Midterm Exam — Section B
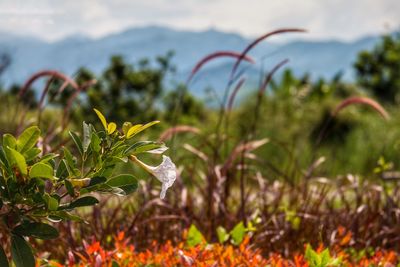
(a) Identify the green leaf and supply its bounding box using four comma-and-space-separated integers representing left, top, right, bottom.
69, 131, 83, 155
96, 166, 115, 179
30, 163, 54, 179
44, 194, 59, 211
230, 222, 246, 246
23, 148, 41, 162
90, 132, 101, 153
81, 184, 113, 195
105, 156, 128, 166
0, 244, 9, 267
3, 134, 17, 166
89, 176, 107, 186
49, 211, 84, 222
64, 180, 75, 197
320, 249, 331, 267
79, 177, 107, 194
3, 133, 17, 150
305, 244, 320, 267
126, 124, 142, 139
13, 222, 59, 240
82, 122, 92, 153
8, 148, 27, 176
63, 147, 75, 167
110, 141, 126, 154
0, 147, 10, 169
93, 108, 108, 130
68, 196, 99, 208
122, 122, 132, 136
246, 221, 257, 232
63, 148, 80, 177
127, 121, 160, 138
107, 122, 117, 135
39, 153, 59, 163
11, 235, 35, 267
48, 198, 59, 211
16, 126, 40, 154
124, 141, 163, 155
106, 174, 138, 195
186, 224, 205, 247
330, 258, 342, 266
216, 226, 230, 244
56, 160, 68, 179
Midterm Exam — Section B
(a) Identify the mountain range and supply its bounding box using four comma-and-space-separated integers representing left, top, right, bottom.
0, 26, 380, 96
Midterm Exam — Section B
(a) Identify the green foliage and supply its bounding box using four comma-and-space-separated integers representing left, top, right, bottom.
373, 156, 393, 174
29, 163, 54, 179
48, 53, 176, 127
269, 69, 357, 100
230, 222, 246, 245
0, 245, 9, 267
9, 85, 38, 110
163, 85, 207, 124
106, 174, 138, 195
0, 109, 169, 265
305, 244, 341, 267
186, 221, 258, 248
11, 235, 35, 267
284, 209, 301, 230
68, 196, 99, 209
13, 222, 59, 240
215, 220, 259, 245
234, 72, 398, 177
186, 224, 205, 247
216, 226, 229, 244
355, 33, 400, 103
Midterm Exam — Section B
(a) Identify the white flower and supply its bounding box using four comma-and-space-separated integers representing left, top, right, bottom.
131, 155, 177, 199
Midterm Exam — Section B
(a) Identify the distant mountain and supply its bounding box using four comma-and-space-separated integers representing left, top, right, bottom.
0, 26, 380, 96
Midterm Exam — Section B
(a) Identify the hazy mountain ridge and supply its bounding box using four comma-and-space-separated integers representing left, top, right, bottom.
0, 26, 380, 95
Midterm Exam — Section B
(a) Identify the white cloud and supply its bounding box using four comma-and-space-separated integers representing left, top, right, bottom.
0, 0, 398, 41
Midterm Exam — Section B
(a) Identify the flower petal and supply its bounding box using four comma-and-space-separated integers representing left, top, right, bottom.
130, 155, 177, 199
151, 156, 177, 199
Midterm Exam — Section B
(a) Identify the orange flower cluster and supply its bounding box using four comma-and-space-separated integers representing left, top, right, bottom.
38, 230, 399, 267
40, 232, 266, 267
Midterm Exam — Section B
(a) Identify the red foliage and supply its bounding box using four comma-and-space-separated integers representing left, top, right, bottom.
37, 229, 399, 267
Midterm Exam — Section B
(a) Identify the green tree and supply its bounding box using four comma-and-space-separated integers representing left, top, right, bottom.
77, 53, 174, 127
354, 33, 400, 103
45, 53, 175, 129
163, 85, 207, 124
9, 85, 37, 109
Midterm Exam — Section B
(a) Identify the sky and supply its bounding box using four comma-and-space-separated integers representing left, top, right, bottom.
0, 0, 398, 42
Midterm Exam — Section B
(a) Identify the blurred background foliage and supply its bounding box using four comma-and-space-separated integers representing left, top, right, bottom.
355, 33, 400, 104
0, 33, 400, 177
1, 32, 400, 261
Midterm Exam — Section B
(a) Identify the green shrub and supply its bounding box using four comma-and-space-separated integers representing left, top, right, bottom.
0, 109, 176, 267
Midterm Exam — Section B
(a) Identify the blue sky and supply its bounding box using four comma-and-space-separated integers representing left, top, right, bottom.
0, 0, 398, 41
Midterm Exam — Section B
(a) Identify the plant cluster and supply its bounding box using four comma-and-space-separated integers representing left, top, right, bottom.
37, 230, 399, 267
0, 109, 176, 266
